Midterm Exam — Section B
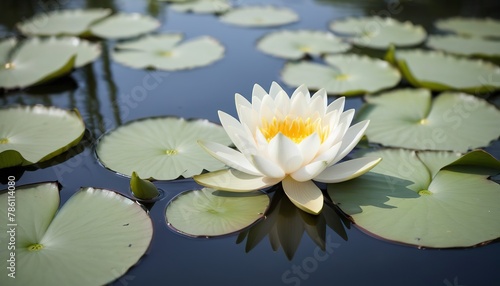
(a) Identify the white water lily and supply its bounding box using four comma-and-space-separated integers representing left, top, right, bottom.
193, 82, 381, 215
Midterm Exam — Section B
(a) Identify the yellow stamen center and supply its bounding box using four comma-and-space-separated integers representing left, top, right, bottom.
0, 138, 8, 144
335, 74, 350, 81
298, 46, 311, 52
4, 62, 14, 69
159, 51, 172, 57
165, 149, 178, 155
260, 116, 329, 143
27, 243, 44, 252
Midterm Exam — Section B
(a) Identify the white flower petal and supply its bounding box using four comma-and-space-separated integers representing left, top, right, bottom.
326, 96, 345, 114
291, 84, 310, 101
235, 93, 252, 118
251, 95, 263, 114
218, 111, 255, 152
227, 126, 257, 154
252, 83, 268, 100
314, 157, 382, 183
329, 120, 369, 166
310, 89, 327, 116
339, 109, 355, 130
318, 121, 344, 153
290, 160, 329, 182
251, 154, 286, 178
269, 81, 285, 98
255, 129, 269, 151
235, 105, 258, 135
194, 169, 281, 192
260, 93, 276, 120
298, 133, 320, 164
268, 133, 303, 173
199, 141, 261, 176
290, 90, 309, 117
274, 90, 290, 118
313, 141, 342, 163
282, 177, 324, 215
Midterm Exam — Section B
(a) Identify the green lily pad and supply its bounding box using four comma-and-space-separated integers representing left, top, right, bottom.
89, 13, 160, 39
16, 8, 111, 36
0, 105, 85, 168
385, 47, 500, 93
256, 30, 351, 60
435, 17, 500, 38
281, 54, 401, 95
329, 16, 426, 49
219, 6, 299, 28
166, 187, 269, 237
426, 35, 500, 58
112, 34, 224, 70
328, 149, 500, 248
356, 89, 500, 152
171, 0, 231, 14
0, 182, 153, 286
47, 37, 101, 67
96, 117, 231, 180
0, 37, 78, 89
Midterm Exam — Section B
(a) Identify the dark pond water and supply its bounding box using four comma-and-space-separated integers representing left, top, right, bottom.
1, 0, 500, 285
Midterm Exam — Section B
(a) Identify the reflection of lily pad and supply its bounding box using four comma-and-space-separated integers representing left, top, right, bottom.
89, 13, 160, 39
328, 149, 500, 248
0, 182, 153, 286
166, 188, 269, 237
0, 105, 85, 168
219, 6, 299, 28
426, 35, 500, 58
257, 30, 351, 60
435, 17, 500, 38
171, 0, 231, 13
16, 8, 111, 36
356, 89, 500, 152
112, 34, 224, 70
96, 117, 231, 180
386, 47, 500, 93
281, 54, 400, 95
0, 37, 77, 89
329, 16, 426, 49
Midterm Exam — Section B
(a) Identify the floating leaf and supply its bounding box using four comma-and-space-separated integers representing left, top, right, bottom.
328, 149, 500, 248
356, 89, 500, 152
219, 6, 299, 28
96, 117, 231, 180
281, 54, 400, 95
0, 37, 77, 89
426, 35, 500, 58
165, 188, 269, 237
385, 47, 500, 93
16, 8, 111, 36
0, 105, 85, 168
256, 30, 351, 60
435, 17, 500, 38
0, 182, 153, 286
112, 34, 224, 70
89, 13, 160, 39
130, 171, 160, 200
329, 16, 426, 49
171, 0, 231, 14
